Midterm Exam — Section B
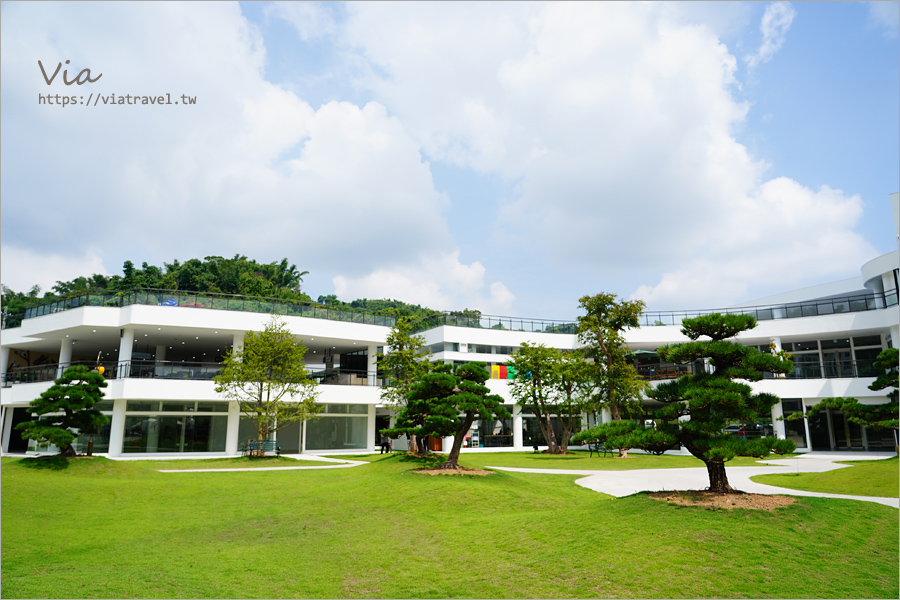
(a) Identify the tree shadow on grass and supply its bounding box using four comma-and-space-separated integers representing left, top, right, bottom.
18, 455, 71, 471
398, 453, 446, 469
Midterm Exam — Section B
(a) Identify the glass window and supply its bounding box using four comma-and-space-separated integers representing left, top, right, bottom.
123, 415, 227, 453
95, 401, 114, 412
820, 338, 850, 350
781, 399, 807, 449
306, 416, 368, 450
853, 336, 882, 347
162, 402, 196, 412
126, 401, 159, 412
196, 402, 228, 413
792, 341, 819, 352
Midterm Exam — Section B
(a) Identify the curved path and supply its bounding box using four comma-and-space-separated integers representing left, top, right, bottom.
488, 453, 899, 509
157, 454, 368, 473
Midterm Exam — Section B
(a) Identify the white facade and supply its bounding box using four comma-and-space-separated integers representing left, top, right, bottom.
2, 198, 898, 457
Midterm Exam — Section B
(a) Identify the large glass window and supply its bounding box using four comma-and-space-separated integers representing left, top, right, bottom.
122, 415, 226, 453
474, 408, 514, 447
306, 416, 367, 450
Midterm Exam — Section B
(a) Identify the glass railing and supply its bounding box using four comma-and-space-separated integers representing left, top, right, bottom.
2, 359, 383, 387
640, 290, 897, 327
409, 313, 577, 334
634, 358, 882, 382
6, 289, 397, 329
5, 287, 897, 336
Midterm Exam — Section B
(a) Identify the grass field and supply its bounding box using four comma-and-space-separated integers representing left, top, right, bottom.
751, 457, 899, 498
2, 453, 897, 599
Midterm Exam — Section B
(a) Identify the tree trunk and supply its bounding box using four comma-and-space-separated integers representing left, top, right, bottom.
60, 444, 77, 457
440, 414, 475, 469
704, 460, 734, 493
408, 433, 419, 455
86, 434, 94, 457
617, 448, 628, 458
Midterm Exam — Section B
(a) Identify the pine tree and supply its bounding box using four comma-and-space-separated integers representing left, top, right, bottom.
17, 365, 109, 457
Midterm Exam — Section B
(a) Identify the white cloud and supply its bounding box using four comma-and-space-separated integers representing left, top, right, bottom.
745, 1, 796, 70
867, 1, 899, 39
1, 2, 502, 307
337, 2, 874, 310
265, 1, 337, 42
631, 180, 874, 308
0, 245, 110, 294
333, 251, 516, 314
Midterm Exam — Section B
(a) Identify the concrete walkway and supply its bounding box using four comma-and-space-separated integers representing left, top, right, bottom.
488, 452, 899, 509
157, 454, 368, 473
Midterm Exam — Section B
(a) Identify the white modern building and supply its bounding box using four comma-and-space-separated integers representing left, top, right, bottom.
2, 196, 897, 457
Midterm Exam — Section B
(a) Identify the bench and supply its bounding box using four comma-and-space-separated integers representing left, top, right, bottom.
588, 441, 615, 458
240, 439, 281, 458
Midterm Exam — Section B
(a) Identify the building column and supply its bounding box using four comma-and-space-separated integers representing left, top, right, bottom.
154, 345, 167, 377
118, 327, 134, 378
771, 402, 785, 439
367, 344, 378, 386
601, 408, 612, 425
232, 332, 245, 355
107, 399, 127, 457
890, 325, 899, 351
367, 404, 377, 451
0, 346, 9, 385
226, 401, 240, 455
0, 407, 9, 453
58, 338, 74, 378
512, 404, 523, 450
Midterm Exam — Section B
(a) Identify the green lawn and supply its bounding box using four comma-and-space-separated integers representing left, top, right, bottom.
2, 454, 897, 599
751, 457, 899, 498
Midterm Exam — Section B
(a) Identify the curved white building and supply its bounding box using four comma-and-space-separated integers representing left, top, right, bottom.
2, 196, 897, 457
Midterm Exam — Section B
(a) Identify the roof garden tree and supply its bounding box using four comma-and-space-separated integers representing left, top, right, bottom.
788, 347, 898, 452
640, 313, 793, 493
379, 317, 431, 453
577, 293, 646, 422
214, 316, 320, 452
16, 365, 109, 457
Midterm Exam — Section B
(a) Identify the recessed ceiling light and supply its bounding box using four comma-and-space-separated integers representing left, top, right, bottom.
195, 337, 199, 340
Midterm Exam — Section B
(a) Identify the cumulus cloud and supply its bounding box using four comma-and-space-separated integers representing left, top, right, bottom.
333, 251, 516, 314
0, 245, 110, 294
745, 2, 796, 70
1, 2, 512, 312
631, 180, 874, 308
336, 2, 875, 311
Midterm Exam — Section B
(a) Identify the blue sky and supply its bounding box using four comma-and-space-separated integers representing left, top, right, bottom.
1, 1, 897, 319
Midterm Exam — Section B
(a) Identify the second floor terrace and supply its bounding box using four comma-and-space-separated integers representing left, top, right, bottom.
4, 286, 896, 335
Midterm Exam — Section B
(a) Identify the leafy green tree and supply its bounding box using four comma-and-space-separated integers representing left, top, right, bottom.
508, 343, 564, 453
507, 344, 595, 454
577, 293, 646, 421
16, 365, 109, 457
214, 317, 320, 450
639, 314, 793, 493
379, 317, 431, 453
787, 348, 898, 451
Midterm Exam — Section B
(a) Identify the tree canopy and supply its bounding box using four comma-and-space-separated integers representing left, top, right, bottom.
577, 293, 646, 421
639, 313, 793, 493
16, 365, 109, 457
507, 343, 594, 454
384, 362, 508, 469
379, 317, 432, 453
214, 317, 320, 447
